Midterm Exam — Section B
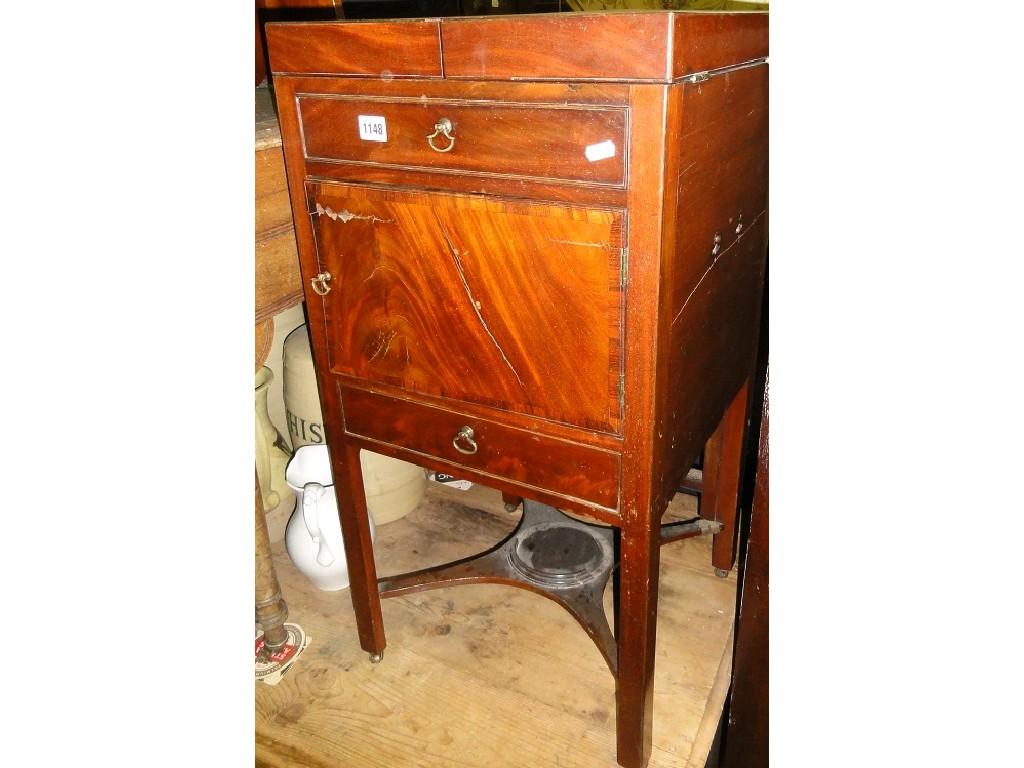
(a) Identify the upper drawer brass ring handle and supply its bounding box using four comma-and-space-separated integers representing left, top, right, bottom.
426, 118, 455, 153
452, 425, 477, 455
310, 272, 332, 296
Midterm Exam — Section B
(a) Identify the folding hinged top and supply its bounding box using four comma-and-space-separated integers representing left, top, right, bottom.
266, 11, 767, 83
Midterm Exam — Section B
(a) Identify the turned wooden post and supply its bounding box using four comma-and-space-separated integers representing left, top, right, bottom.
255, 471, 289, 653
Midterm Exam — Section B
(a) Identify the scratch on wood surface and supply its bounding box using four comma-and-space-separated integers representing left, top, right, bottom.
382, 332, 398, 360
677, 161, 697, 182
368, 329, 399, 362
671, 210, 766, 329
433, 213, 527, 394
315, 202, 393, 225
548, 238, 610, 249
362, 264, 400, 284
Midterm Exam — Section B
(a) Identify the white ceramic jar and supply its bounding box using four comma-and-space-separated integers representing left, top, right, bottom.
282, 324, 427, 524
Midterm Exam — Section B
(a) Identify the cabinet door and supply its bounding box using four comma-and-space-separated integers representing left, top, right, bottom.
306, 182, 625, 435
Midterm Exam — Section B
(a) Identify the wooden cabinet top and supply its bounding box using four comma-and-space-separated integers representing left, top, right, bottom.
266, 11, 767, 83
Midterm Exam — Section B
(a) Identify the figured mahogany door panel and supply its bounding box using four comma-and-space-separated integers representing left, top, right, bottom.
306, 182, 625, 435
341, 386, 620, 511
298, 96, 626, 186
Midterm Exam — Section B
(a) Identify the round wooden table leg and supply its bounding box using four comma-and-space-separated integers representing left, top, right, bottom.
256, 471, 288, 654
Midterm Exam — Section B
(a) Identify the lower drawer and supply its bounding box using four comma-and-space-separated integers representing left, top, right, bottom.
340, 386, 620, 511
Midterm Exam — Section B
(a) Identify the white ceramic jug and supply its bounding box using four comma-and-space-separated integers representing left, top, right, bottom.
285, 445, 376, 591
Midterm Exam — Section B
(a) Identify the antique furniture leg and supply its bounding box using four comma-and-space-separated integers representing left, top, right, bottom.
501, 492, 523, 512
611, 514, 723, 766
331, 442, 387, 661
255, 472, 289, 655
615, 514, 661, 768
700, 378, 750, 577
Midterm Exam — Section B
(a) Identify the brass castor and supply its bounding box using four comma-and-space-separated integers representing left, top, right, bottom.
714, 567, 730, 579
369, 651, 384, 663
504, 501, 519, 513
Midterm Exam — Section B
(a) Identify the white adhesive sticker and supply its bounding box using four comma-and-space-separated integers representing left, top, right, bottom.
585, 139, 616, 162
429, 472, 474, 491
358, 115, 387, 142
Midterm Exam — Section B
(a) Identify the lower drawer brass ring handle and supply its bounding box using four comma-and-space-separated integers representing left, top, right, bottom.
452, 425, 477, 455
310, 272, 332, 296
426, 118, 455, 153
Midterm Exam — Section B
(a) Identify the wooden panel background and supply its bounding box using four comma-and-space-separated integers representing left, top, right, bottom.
256, 144, 304, 324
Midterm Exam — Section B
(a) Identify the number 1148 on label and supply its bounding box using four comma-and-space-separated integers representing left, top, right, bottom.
358, 115, 387, 142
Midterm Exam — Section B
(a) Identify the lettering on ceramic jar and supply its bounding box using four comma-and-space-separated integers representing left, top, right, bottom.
287, 409, 324, 445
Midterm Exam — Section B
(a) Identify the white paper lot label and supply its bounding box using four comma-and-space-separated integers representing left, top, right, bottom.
585, 139, 616, 162
358, 115, 387, 142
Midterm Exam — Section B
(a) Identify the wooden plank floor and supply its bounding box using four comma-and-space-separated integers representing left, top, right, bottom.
256, 482, 737, 768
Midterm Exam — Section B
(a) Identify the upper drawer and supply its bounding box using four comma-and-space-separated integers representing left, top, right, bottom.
297, 95, 627, 187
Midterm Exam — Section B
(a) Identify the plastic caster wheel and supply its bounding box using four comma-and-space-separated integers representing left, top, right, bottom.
714, 567, 730, 579
369, 651, 384, 664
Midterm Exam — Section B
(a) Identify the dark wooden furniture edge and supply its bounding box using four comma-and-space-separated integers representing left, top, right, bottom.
712, 269, 768, 767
